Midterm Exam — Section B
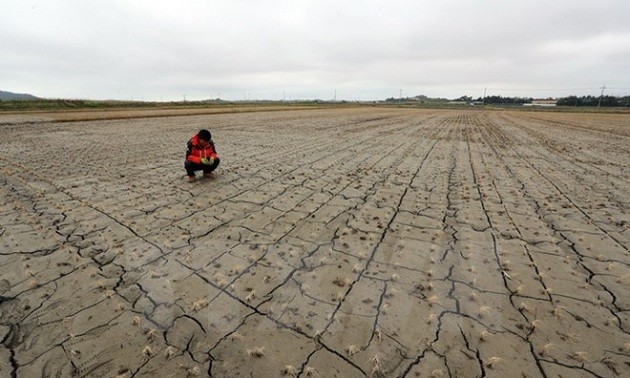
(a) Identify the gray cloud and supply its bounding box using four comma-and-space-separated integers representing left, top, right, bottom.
2, 0, 629, 100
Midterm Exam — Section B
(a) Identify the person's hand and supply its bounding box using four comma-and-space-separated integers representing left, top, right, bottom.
201, 157, 214, 165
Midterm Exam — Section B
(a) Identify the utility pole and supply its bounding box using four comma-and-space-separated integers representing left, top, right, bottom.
334, 89, 336, 102
597, 84, 606, 108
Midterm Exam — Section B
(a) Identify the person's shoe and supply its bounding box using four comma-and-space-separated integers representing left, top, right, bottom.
187, 175, 196, 183
203, 172, 215, 179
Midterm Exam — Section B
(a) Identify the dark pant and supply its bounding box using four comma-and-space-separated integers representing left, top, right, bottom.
185, 158, 220, 176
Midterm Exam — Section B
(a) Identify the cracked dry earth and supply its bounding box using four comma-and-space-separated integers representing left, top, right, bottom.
0, 108, 629, 378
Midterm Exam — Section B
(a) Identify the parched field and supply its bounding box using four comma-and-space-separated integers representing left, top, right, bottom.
0, 108, 628, 377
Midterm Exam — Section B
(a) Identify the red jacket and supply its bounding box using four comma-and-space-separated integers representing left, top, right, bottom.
185, 134, 218, 164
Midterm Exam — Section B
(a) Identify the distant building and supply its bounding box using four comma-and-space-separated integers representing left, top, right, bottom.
524, 99, 557, 107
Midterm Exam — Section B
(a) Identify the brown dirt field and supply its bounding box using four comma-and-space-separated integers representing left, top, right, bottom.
0, 108, 628, 377
0, 105, 322, 124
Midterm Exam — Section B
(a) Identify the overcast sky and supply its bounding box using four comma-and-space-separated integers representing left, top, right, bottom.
2, 0, 629, 101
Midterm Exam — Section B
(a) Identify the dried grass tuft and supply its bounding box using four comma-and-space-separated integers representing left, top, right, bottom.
142, 345, 154, 358
247, 346, 265, 358
479, 330, 491, 342
346, 344, 359, 356
483, 356, 502, 369
191, 299, 209, 312
281, 365, 297, 377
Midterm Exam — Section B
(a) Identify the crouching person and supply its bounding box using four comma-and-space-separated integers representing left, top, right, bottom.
185, 129, 220, 182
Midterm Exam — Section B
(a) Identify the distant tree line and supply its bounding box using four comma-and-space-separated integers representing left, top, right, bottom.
556, 95, 630, 107
455, 95, 534, 104
452, 94, 630, 107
